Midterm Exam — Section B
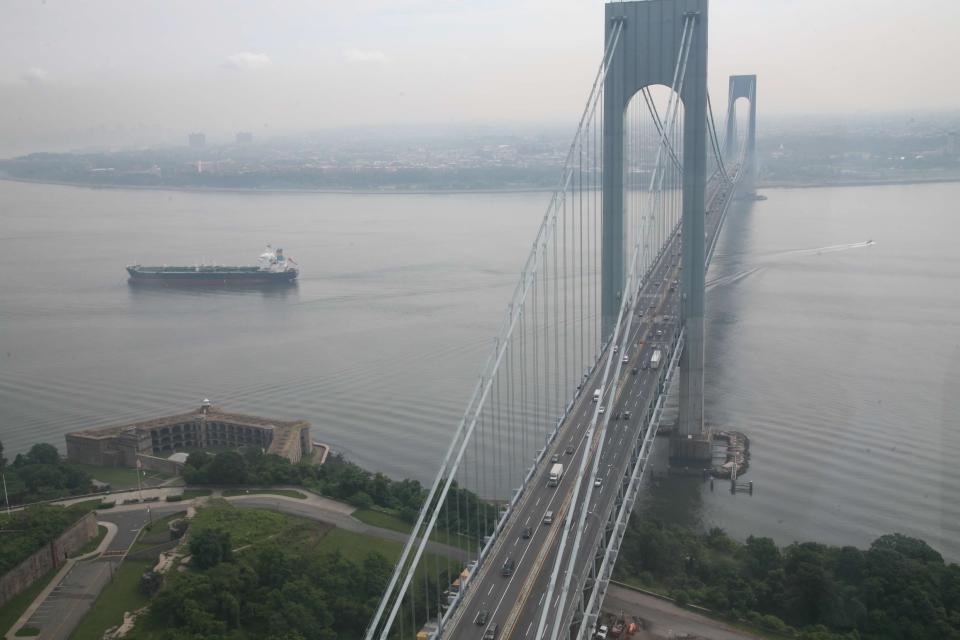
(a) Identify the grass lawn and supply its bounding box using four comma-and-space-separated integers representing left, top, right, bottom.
0, 568, 58, 636
191, 500, 288, 547
69, 559, 154, 640
353, 508, 477, 553
69, 464, 170, 490
130, 511, 186, 552
180, 488, 212, 499
70, 525, 108, 558
222, 488, 307, 499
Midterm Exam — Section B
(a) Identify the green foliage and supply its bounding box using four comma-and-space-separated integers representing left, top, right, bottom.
183, 451, 498, 543
0, 442, 92, 507
0, 567, 57, 636
138, 521, 410, 639
70, 559, 154, 640
0, 503, 91, 574
24, 444, 59, 466
614, 518, 959, 640
191, 500, 288, 547
190, 528, 233, 570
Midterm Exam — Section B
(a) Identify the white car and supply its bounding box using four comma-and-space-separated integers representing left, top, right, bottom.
598, 406, 606, 415
594, 477, 602, 488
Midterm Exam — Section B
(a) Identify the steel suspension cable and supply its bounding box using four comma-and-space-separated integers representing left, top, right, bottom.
537, 16, 694, 640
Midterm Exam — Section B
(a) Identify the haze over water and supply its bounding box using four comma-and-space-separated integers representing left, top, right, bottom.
0, 179, 957, 560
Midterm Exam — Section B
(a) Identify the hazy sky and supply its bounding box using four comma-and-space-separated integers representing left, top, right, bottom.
1, 0, 958, 151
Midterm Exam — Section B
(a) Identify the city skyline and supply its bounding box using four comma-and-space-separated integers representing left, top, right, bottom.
1, 0, 958, 154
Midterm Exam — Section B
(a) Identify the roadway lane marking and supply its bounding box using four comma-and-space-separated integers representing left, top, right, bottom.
488, 583, 495, 596
526, 621, 534, 637
538, 592, 545, 607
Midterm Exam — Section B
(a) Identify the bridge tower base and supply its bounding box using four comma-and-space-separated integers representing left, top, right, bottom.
670, 430, 713, 465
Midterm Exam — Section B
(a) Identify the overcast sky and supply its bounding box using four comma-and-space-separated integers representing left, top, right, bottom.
1, 0, 958, 152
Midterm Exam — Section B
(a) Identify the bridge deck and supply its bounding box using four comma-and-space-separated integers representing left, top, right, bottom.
446, 173, 738, 639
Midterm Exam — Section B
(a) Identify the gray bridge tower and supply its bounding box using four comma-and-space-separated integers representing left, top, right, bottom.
601, 0, 709, 446
724, 74, 758, 184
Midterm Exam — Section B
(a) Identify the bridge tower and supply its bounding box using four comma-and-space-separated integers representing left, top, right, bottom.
724, 74, 758, 185
601, 0, 710, 453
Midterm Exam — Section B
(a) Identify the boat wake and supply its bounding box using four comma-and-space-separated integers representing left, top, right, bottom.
706, 266, 762, 291
782, 240, 875, 257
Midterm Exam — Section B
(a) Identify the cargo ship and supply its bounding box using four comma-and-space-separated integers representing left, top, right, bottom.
127, 246, 298, 285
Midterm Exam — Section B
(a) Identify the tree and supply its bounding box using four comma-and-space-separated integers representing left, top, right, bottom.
871, 533, 943, 564
186, 451, 211, 468
205, 451, 247, 485
190, 528, 233, 570
745, 535, 782, 576
25, 443, 60, 466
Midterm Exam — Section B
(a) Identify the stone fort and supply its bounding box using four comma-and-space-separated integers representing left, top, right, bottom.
65, 400, 312, 468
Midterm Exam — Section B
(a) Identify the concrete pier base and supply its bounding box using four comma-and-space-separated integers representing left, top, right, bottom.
669, 431, 713, 466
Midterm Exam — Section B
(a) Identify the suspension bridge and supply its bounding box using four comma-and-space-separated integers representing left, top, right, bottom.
366, 1, 758, 638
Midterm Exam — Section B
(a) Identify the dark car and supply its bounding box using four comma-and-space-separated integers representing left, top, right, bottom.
565, 445, 574, 455
475, 610, 490, 625
502, 558, 515, 576
483, 623, 499, 639
551, 453, 560, 463
522, 526, 532, 539
624, 410, 632, 420
631, 367, 638, 375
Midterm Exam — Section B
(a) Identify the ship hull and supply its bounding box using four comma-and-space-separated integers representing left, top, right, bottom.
126, 266, 298, 285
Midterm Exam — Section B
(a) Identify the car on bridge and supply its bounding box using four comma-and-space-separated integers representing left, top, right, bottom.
594, 477, 602, 488
598, 405, 605, 414
475, 610, 489, 625
565, 445, 574, 454
522, 526, 532, 539
483, 623, 499, 639
502, 558, 515, 577
551, 453, 560, 463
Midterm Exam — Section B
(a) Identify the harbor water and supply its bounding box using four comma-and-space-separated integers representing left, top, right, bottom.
0, 179, 957, 559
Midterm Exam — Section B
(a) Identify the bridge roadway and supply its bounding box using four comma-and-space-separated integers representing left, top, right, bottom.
446, 176, 735, 640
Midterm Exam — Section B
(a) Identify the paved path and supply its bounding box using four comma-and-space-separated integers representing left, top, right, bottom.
6, 488, 465, 640
230, 495, 470, 561
602, 584, 762, 640
8, 507, 185, 640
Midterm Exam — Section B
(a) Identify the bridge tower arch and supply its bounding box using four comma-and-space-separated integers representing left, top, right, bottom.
601, 0, 709, 438
724, 74, 758, 183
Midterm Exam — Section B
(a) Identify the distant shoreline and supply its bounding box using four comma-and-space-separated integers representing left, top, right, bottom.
3, 172, 960, 195
0, 174, 555, 196
758, 175, 960, 189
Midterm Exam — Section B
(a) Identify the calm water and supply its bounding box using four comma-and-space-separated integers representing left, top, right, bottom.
1, 179, 957, 560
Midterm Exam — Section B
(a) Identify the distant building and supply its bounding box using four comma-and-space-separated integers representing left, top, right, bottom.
65, 401, 312, 468
236, 131, 253, 144
188, 132, 206, 148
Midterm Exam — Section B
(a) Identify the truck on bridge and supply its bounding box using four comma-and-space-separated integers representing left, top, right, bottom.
650, 349, 662, 370
548, 463, 564, 487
